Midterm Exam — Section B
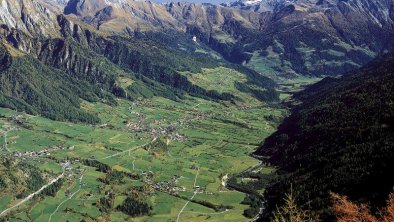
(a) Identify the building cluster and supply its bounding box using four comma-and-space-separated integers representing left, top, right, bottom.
11, 145, 75, 159
142, 173, 186, 195
8, 114, 29, 125
127, 118, 186, 142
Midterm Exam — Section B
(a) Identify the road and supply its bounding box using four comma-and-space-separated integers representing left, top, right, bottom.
244, 160, 263, 174
53, 138, 156, 220
1, 137, 156, 218
1, 127, 16, 152
132, 158, 144, 173
176, 191, 197, 222
231, 155, 265, 221
250, 206, 264, 222
0, 163, 68, 218
176, 166, 199, 222
48, 169, 85, 222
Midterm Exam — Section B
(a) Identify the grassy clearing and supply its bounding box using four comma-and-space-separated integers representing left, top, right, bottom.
181, 67, 262, 105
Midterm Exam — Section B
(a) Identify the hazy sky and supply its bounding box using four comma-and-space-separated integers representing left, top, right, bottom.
152, 0, 228, 4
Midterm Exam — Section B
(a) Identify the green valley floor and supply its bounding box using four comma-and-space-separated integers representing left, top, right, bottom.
0, 94, 284, 222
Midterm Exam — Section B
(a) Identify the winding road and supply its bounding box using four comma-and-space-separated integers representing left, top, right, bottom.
1, 127, 16, 152
48, 169, 85, 222
0, 164, 68, 218
1, 137, 157, 219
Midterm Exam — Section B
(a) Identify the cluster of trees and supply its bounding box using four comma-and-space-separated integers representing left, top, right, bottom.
117, 196, 151, 217
0, 176, 6, 189
242, 195, 262, 218
40, 178, 64, 197
98, 196, 113, 213
99, 171, 125, 185
26, 170, 45, 192
189, 199, 233, 212
331, 191, 394, 222
272, 190, 394, 222
256, 53, 394, 220
99, 171, 139, 185
0, 159, 40, 197
97, 193, 115, 213
145, 138, 169, 154
82, 159, 111, 173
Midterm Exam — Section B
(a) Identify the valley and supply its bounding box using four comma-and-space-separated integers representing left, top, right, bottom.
0, 0, 393, 221
0, 87, 285, 221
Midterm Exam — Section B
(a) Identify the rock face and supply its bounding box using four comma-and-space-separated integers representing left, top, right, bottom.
0, 0, 61, 37
0, 0, 394, 77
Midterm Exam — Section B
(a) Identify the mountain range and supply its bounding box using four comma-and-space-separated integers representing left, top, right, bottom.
0, 0, 281, 122
1, 0, 394, 78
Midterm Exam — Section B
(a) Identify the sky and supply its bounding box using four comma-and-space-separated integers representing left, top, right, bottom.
152, 0, 228, 4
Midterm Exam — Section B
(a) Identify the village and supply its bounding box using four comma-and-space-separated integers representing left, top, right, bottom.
125, 99, 216, 143
1, 107, 221, 218
8, 145, 75, 159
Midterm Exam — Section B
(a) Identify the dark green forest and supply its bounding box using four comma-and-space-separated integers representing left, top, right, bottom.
255, 53, 394, 220
0, 44, 101, 123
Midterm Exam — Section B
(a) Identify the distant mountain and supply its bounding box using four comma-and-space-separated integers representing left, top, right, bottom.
226, 0, 394, 16
255, 52, 394, 220
1, 0, 394, 78
222, 0, 285, 12
219, 0, 394, 77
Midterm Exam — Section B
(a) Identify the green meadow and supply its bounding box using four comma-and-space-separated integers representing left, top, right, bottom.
0, 67, 286, 222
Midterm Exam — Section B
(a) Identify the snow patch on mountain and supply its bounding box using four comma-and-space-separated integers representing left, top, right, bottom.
243, 0, 263, 6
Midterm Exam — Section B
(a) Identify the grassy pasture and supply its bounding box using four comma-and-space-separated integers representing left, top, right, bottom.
0, 66, 284, 221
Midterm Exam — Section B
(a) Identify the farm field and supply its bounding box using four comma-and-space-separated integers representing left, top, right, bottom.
0, 93, 284, 222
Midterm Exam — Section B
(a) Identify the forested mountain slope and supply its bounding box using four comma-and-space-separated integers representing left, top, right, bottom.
0, 13, 278, 123
0, 43, 102, 123
255, 53, 394, 220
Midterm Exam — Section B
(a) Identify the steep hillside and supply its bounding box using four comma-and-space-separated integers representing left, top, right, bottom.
0, 42, 103, 123
255, 53, 394, 220
0, 157, 55, 201
0, 12, 278, 123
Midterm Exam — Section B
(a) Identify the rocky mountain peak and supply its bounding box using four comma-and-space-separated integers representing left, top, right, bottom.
0, 0, 61, 37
